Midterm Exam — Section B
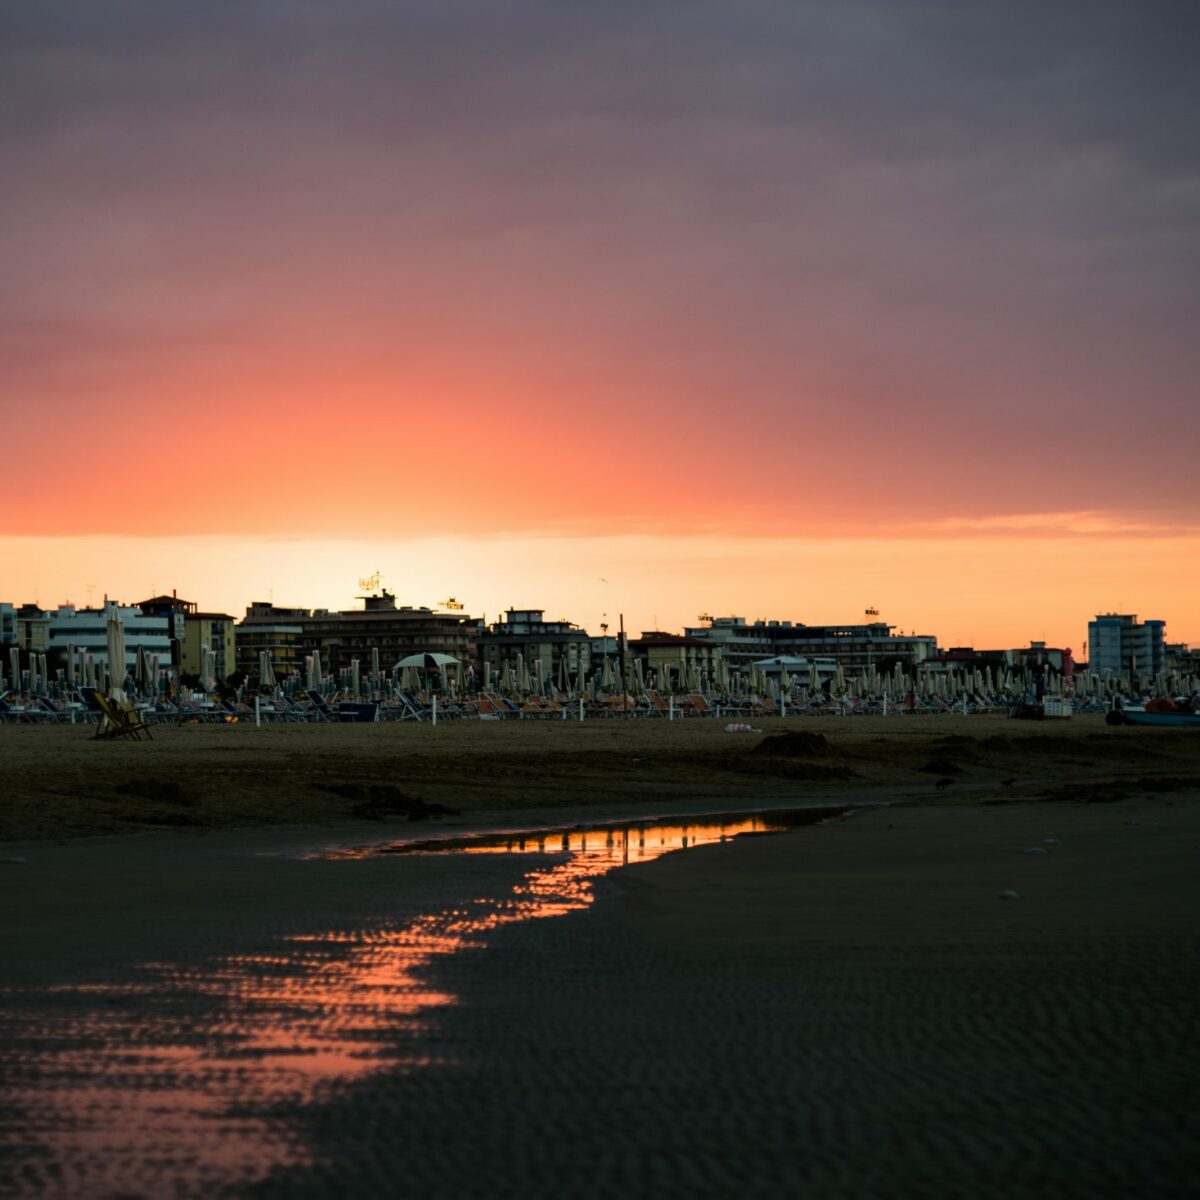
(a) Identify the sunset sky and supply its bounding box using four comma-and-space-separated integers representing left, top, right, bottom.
3, 2, 1197, 649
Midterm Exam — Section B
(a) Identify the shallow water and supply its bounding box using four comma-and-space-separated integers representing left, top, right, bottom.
0, 805, 841, 1198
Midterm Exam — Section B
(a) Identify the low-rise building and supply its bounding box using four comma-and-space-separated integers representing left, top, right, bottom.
138, 594, 236, 679
627, 632, 725, 684
236, 602, 307, 680
477, 609, 591, 685
685, 615, 937, 673
46, 604, 171, 671
300, 590, 477, 675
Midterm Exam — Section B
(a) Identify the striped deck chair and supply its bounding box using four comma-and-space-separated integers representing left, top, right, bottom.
92, 693, 153, 741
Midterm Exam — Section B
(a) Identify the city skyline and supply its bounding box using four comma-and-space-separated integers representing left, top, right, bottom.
2, 528, 1195, 653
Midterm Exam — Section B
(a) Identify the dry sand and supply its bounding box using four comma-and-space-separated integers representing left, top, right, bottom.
3, 713, 1199, 841
1, 716, 1198, 1197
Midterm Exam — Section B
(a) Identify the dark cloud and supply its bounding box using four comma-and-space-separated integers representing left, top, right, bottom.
1, 1, 1197, 517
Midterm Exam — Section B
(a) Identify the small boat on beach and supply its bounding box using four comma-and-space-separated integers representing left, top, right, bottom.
1107, 706, 1200, 728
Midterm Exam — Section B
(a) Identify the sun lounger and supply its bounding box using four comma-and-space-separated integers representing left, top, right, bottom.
304, 689, 337, 720
92, 692, 153, 741
338, 700, 380, 723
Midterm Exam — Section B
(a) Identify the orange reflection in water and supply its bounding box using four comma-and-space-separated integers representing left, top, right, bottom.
2, 813, 792, 1197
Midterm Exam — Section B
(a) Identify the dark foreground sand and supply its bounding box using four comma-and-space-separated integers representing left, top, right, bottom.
1, 720, 1198, 1197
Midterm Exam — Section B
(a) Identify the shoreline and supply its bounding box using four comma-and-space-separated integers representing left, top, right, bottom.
2, 761, 1197, 1195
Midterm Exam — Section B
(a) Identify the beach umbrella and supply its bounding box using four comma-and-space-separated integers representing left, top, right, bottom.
557, 655, 570, 695
519, 654, 532, 694
600, 657, 615, 693
8, 648, 19, 696
351, 659, 361, 697
633, 657, 645, 695
396, 651, 461, 671
311, 649, 324, 691
499, 661, 513, 693
371, 646, 381, 692
106, 610, 127, 701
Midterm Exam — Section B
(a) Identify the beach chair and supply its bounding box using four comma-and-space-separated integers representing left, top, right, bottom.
337, 700, 380, 723
92, 692, 153, 741
644, 690, 670, 717
394, 692, 428, 721
304, 689, 337, 721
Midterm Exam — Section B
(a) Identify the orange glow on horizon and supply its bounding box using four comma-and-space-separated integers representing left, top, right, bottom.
1, 529, 1197, 652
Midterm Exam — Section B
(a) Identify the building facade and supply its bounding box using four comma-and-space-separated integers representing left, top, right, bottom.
1088, 613, 1165, 677
627, 632, 725, 683
46, 604, 171, 671
477, 609, 591, 685
684, 616, 937, 673
235, 602, 307, 680
299, 591, 477, 675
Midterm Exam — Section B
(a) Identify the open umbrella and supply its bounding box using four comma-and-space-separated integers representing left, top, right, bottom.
396, 651, 461, 671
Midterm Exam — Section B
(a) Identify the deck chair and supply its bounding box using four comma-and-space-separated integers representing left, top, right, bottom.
338, 700, 380, 723
304, 688, 337, 720
92, 692, 153, 741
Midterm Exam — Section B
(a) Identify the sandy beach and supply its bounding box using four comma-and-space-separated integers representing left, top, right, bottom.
1, 719, 1198, 1197
3, 713, 1199, 841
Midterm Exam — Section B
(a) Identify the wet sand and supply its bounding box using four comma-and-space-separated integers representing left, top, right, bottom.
3, 713, 1199, 841
1, 721, 1198, 1197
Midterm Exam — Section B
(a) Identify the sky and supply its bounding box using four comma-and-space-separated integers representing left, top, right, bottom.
2, 1, 1198, 649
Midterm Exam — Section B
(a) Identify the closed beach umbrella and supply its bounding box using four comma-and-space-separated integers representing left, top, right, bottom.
499, 661, 513, 693
371, 646, 381, 691
65, 643, 76, 689
311, 650, 323, 691
600, 656, 615, 693
8, 648, 19, 696
106, 610, 126, 701
351, 659, 361, 697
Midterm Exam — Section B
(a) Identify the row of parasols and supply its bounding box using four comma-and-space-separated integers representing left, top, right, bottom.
4, 629, 1198, 709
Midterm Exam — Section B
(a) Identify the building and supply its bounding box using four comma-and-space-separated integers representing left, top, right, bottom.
626, 632, 725, 683
1165, 641, 1200, 673
138, 593, 238, 680
685, 615, 937, 673
235, 602, 307, 680
15, 604, 51, 654
477, 609, 591, 685
1087, 613, 1165, 677
45, 604, 171, 671
0, 603, 17, 647
299, 590, 477, 675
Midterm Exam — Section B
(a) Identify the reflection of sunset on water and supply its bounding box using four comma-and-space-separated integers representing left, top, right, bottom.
1, 812, 802, 1196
